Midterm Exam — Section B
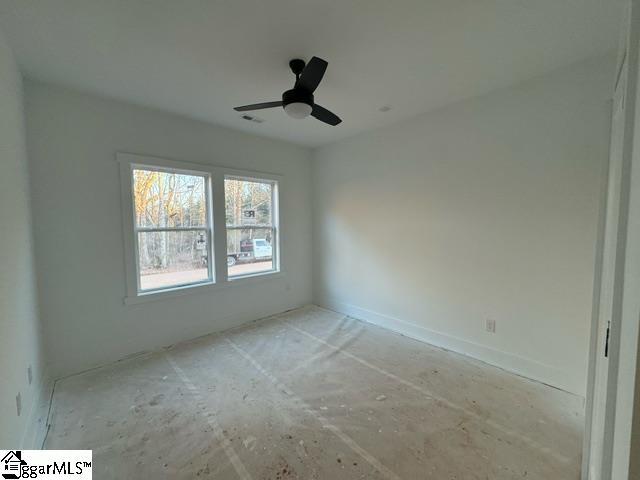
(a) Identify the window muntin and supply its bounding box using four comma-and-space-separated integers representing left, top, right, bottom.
224, 177, 278, 278
132, 166, 213, 292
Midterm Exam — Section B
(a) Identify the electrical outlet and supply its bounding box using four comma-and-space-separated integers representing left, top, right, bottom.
16, 393, 22, 417
28, 365, 33, 385
485, 318, 496, 333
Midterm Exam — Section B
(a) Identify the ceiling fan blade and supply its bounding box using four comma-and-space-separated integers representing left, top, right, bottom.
311, 104, 342, 126
297, 57, 328, 93
234, 101, 282, 112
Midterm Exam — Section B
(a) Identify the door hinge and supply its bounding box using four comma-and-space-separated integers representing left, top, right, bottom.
605, 324, 611, 358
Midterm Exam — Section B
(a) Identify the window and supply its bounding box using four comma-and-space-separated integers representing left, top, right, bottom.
119, 153, 282, 303
130, 165, 213, 293
225, 176, 279, 278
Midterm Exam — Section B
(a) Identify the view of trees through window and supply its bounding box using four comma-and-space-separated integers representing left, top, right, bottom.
225, 177, 276, 277
133, 168, 211, 291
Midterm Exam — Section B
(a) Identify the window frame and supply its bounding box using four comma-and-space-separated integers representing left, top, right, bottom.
133, 165, 214, 294
224, 174, 280, 280
118, 153, 283, 305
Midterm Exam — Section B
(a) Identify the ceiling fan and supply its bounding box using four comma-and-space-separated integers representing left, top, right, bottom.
234, 57, 342, 126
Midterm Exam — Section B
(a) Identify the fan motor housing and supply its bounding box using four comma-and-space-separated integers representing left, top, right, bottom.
282, 88, 313, 108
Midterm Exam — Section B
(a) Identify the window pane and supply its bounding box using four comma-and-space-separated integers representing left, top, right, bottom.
225, 178, 273, 226
138, 230, 210, 291
227, 228, 274, 277
133, 169, 207, 228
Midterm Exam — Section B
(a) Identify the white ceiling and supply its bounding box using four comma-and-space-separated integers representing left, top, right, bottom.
0, 0, 624, 147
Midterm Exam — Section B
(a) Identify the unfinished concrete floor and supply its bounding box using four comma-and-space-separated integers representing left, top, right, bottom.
45, 306, 584, 479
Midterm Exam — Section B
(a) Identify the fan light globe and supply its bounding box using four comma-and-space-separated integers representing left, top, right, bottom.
284, 102, 312, 119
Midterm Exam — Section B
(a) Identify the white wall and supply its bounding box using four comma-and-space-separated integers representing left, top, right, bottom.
0, 29, 48, 448
312, 57, 614, 396
25, 81, 313, 378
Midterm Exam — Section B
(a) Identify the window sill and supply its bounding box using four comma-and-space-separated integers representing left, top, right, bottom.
228, 269, 280, 282
123, 271, 284, 306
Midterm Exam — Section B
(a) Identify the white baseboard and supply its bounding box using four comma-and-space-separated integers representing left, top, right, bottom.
53, 299, 313, 379
317, 298, 583, 396
19, 370, 55, 449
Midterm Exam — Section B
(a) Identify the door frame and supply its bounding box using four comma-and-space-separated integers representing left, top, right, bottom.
583, 0, 640, 478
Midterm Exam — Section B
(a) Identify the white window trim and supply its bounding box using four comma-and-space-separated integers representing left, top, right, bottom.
117, 153, 283, 305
